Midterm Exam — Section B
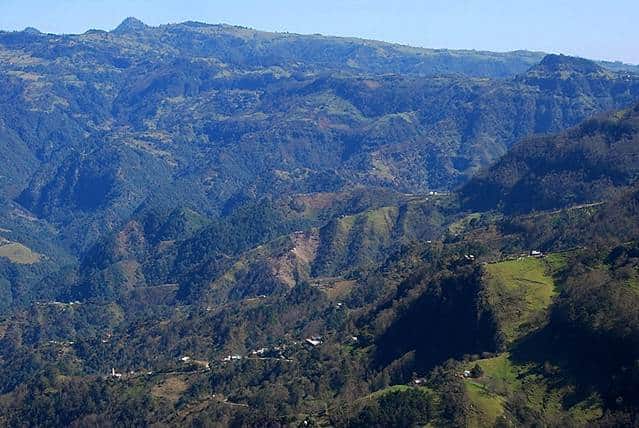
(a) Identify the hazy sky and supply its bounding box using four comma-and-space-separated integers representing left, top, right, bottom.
1, 0, 638, 64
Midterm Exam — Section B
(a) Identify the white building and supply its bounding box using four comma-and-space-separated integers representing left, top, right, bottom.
305, 337, 322, 346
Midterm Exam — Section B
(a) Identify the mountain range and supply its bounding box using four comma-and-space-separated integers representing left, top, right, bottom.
1, 19, 639, 252
1, 18, 639, 427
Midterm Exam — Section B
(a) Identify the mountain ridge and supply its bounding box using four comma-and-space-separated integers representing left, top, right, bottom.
2, 18, 638, 73
461, 102, 639, 213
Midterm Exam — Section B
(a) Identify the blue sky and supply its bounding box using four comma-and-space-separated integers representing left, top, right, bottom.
1, 0, 638, 63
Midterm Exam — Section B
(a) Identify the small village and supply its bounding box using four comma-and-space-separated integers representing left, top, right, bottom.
105, 334, 342, 381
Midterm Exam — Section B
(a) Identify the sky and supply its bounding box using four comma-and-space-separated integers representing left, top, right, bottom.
1, 0, 638, 64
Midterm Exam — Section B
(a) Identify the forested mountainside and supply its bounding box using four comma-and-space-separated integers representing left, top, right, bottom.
462, 102, 639, 213
2, 18, 639, 427
2, 98, 639, 426
1, 19, 639, 252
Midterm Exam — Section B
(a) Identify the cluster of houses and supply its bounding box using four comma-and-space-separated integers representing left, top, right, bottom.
110, 335, 338, 380
36, 300, 82, 309
220, 343, 291, 362
251, 347, 269, 356
108, 333, 361, 381
515, 250, 544, 261
468, 250, 543, 261
106, 332, 363, 383
463, 249, 549, 266
221, 354, 243, 362
220, 337, 329, 362
48, 339, 75, 346
250, 344, 287, 356
218, 335, 338, 362
109, 355, 211, 379
108, 368, 154, 380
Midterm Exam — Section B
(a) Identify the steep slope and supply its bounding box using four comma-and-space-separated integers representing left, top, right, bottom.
462, 102, 639, 213
357, 104, 639, 425
207, 196, 447, 304
0, 198, 73, 314
68, 190, 448, 305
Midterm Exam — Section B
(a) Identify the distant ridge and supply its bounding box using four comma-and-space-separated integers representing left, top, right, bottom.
0, 18, 636, 72
529, 53, 605, 75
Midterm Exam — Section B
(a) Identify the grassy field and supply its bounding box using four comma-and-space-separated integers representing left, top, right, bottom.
0, 242, 41, 264
448, 212, 482, 235
466, 380, 506, 427
464, 352, 603, 426
364, 384, 413, 400
484, 255, 566, 344
312, 277, 357, 300
466, 253, 605, 425
150, 375, 189, 403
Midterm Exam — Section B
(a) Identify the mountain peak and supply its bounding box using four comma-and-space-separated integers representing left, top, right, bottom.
531, 54, 604, 75
22, 27, 42, 35
112, 17, 148, 34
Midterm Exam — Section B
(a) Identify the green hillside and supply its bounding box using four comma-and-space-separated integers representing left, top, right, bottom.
485, 254, 565, 345
462, 103, 639, 214
463, 353, 603, 427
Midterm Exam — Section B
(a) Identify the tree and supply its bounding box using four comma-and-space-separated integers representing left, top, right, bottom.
470, 363, 484, 378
